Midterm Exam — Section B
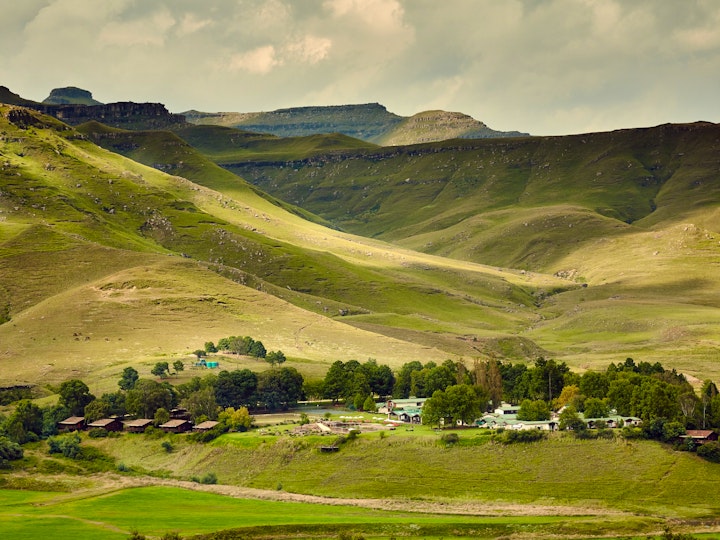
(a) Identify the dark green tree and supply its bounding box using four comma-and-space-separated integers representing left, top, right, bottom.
583, 397, 610, 419
517, 399, 551, 421
126, 379, 173, 418
393, 361, 423, 398
3, 400, 44, 443
151, 362, 170, 379
118, 367, 139, 391
173, 360, 185, 374
256, 366, 304, 411
214, 369, 257, 409
58, 379, 95, 416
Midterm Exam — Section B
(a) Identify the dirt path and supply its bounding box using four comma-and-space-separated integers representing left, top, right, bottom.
79, 473, 624, 517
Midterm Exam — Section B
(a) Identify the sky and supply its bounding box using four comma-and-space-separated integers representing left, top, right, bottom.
2, 0, 720, 136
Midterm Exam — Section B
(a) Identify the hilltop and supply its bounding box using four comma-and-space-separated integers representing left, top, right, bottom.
42, 86, 103, 106
183, 102, 528, 144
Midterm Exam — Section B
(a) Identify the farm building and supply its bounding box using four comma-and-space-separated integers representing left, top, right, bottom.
192, 421, 219, 432
124, 418, 153, 433
58, 416, 85, 432
87, 418, 124, 432
680, 430, 719, 444
159, 419, 192, 433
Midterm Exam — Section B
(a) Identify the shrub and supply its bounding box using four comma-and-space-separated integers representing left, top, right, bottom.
620, 426, 645, 440
440, 432, 460, 445
493, 429, 546, 444
88, 428, 108, 439
161, 441, 174, 453
0, 436, 23, 468
47, 433, 81, 458
200, 472, 217, 485
697, 442, 720, 463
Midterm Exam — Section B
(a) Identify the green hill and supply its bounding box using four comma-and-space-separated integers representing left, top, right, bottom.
1, 105, 569, 389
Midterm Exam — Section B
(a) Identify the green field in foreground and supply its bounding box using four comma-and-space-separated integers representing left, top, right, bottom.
0, 485, 671, 540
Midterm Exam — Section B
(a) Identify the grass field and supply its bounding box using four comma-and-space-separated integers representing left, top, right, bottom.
0, 485, 671, 540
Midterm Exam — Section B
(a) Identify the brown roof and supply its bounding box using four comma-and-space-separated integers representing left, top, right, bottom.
124, 419, 154, 427
59, 416, 85, 424
193, 421, 219, 430
159, 419, 191, 428
684, 430, 716, 438
87, 418, 119, 427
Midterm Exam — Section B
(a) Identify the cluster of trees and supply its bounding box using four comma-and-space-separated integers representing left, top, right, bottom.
318, 359, 395, 410
197, 336, 286, 367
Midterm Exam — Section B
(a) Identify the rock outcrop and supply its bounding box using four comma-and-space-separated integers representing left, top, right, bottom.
43, 87, 103, 106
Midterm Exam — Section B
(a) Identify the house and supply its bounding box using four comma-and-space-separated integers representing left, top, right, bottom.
680, 430, 718, 444
159, 419, 192, 433
58, 416, 85, 432
192, 420, 220, 432
86, 418, 124, 432
170, 407, 191, 420
397, 410, 422, 424
378, 398, 427, 415
124, 418, 154, 433
494, 403, 520, 416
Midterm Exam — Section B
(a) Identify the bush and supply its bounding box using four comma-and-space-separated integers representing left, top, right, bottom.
88, 428, 108, 439
620, 426, 645, 440
0, 436, 23, 469
697, 441, 720, 463
47, 433, 81, 458
440, 432, 460, 445
493, 429, 546, 444
161, 441, 174, 453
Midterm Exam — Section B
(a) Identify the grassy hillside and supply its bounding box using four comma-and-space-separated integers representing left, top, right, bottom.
2, 105, 576, 389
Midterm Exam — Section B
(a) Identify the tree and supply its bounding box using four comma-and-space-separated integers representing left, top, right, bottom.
3, 400, 43, 443
393, 361, 423, 398
84, 399, 109, 423
323, 361, 348, 402
558, 405, 586, 431
249, 340, 267, 358
363, 395, 378, 412
579, 371, 610, 399
583, 397, 610, 419
214, 369, 257, 409
700, 380, 719, 429
256, 367, 304, 411
58, 379, 95, 416
118, 367, 139, 391
265, 350, 286, 367
182, 387, 219, 421
154, 407, 170, 427
126, 379, 174, 419
204, 341, 218, 354
0, 436, 23, 468
474, 359, 503, 409
555, 384, 582, 410
173, 360, 185, 374
218, 406, 253, 431
517, 399, 551, 421
151, 362, 170, 379
422, 384, 484, 427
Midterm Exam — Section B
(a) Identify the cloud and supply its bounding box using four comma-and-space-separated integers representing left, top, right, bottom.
2, 1, 720, 134
226, 45, 280, 74
99, 9, 176, 47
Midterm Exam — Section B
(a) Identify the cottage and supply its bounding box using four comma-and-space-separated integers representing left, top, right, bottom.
124, 418, 154, 433
170, 407, 191, 420
87, 418, 123, 432
192, 420, 220, 432
58, 416, 85, 432
681, 430, 718, 444
494, 403, 520, 416
159, 419, 192, 433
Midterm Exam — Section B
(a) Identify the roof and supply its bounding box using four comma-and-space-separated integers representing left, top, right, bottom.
683, 430, 716, 438
124, 418, 153, 427
160, 419, 191, 428
59, 416, 85, 424
87, 418, 120, 427
193, 421, 219, 430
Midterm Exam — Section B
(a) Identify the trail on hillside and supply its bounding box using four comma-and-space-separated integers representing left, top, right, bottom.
82, 473, 624, 517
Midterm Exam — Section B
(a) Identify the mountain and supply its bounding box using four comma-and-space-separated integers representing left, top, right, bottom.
183, 103, 528, 144
42, 86, 103, 106
377, 110, 527, 145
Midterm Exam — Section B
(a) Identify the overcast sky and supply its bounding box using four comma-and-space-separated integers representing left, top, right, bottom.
2, 0, 719, 135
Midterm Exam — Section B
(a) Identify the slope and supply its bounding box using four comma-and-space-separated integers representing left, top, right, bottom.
1, 105, 567, 388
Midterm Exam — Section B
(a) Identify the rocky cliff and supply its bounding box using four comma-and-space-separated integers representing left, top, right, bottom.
41, 102, 186, 130
42, 86, 103, 106
185, 102, 528, 143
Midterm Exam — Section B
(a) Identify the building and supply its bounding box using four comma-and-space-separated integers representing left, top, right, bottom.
86, 418, 124, 432
58, 416, 85, 432
159, 419, 192, 433
124, 418, 154, 433
681, 430, 719, 445
192, 421, 220, 432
